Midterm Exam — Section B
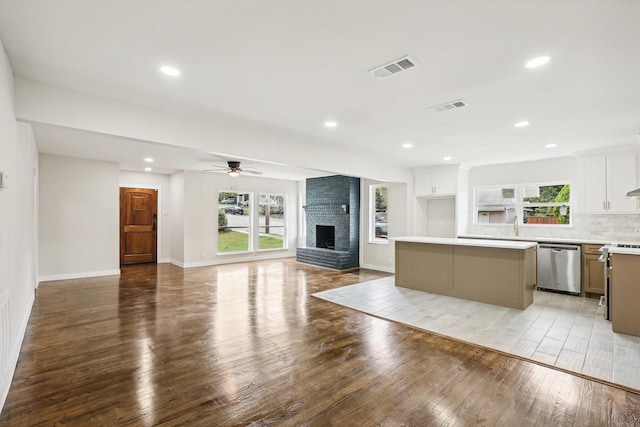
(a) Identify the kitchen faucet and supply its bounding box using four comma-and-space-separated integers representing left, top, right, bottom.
513, 215, 519, 236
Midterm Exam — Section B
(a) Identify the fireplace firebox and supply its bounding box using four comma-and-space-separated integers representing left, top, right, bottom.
316, 225, 335, 250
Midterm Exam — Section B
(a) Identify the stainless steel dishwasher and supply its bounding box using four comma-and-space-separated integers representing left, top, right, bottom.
537, 243, 581, 295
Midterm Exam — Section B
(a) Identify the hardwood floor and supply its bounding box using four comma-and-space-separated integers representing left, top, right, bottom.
1, 259, 639, 426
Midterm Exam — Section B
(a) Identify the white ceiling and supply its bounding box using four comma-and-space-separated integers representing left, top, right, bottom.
33, 123, 329, 180
1, 1, 639, 177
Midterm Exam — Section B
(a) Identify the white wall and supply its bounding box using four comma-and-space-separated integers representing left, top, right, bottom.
169, 172, 185, 265
422, 197, 456, 237
465, 157, 576, 238
182, 171, 298, 267
297, 180, 306, 248
462, 156, 640, 241
15, 78, 412, 184
468, 156, 577, 188
0, 38, 39, 413
119, 171, 171, 262
39, 154, 120, 280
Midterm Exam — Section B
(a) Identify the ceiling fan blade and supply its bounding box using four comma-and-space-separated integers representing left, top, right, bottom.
241, 169, 263, 175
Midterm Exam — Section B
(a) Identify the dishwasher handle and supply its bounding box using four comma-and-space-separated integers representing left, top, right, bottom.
538, 244, 580, 251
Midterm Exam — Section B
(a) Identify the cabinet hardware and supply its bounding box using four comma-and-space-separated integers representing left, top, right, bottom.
607, 201, 611, 210
603, 201, 606, 210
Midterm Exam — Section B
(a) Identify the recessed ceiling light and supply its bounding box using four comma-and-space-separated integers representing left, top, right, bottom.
144, 157, 154, 163
160, 65, 180, 77
514, 121, 530, 128
402, 142, 413, 148
324, 121, 337, 128
145, 167, 152, 172
545, 143, 557, 149
443, 156, 452, 161
525, 56, 550, 69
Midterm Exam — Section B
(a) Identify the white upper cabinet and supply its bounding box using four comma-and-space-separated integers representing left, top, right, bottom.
580, 152, 637, 213
415, 170, 457, 197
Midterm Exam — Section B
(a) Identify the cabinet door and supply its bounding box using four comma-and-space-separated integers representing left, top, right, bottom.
581, 156, 607, 212
583, 254, 604, 294
415, 174, 433, 196
606, 153, 637, 212
432, 173, 457, 195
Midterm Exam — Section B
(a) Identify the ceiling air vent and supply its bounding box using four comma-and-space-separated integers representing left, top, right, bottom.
369, 55, 418, 79
430, 99, 469, 112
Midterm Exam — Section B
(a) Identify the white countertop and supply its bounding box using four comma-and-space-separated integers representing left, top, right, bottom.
393, 236, 537, 250
607, 247, 640, 256
458, 234, 610, 246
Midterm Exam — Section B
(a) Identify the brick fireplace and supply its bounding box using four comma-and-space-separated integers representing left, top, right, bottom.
296, 175, 360, 270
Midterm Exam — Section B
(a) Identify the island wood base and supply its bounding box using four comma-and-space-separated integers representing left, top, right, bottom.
611, 253, 640, 337
395, 241, 536, 310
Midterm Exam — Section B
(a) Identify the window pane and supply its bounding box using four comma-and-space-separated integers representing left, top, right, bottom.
477, 207, 517, 224
476, 187, 515, 205
523, 205, 570, 224
373, 185, 388, 239
218, 191, 250, 253
258, 193, 285, 250
523, 184, 569, 204
523, 184, 570, 225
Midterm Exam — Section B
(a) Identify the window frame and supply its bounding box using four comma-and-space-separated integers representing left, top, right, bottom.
217, 190, 253, 255
369, 184, 389, 244
473, 181, 572, 227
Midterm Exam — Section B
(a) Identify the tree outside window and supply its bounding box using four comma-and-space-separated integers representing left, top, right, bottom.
258, 193, 286, 250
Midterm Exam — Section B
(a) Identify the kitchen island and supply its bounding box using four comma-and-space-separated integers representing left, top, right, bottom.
394, 236, 537, 310
608, 247, 640, 337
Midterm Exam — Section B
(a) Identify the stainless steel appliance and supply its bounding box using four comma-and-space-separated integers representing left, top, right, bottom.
537, 243, 581, 295
599, 245, 611, 320
599, 243, 640, 320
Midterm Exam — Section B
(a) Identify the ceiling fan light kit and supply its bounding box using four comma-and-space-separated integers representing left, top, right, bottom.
204, 160, 264, 177
227, 161, 241, 177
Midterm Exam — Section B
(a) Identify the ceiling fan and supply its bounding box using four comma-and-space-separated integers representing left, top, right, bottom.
205, 161, 263, 177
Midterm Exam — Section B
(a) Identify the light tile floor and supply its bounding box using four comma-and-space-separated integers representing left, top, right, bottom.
312, 276, 640, 391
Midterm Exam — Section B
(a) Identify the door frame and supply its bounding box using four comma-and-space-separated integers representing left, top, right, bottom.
119, 184, 163, 263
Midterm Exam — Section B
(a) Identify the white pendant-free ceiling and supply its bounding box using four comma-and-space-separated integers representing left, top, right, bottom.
1, 1, 639, 171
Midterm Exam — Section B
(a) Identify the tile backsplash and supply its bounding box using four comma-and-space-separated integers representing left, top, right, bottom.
467, 213, 640, 243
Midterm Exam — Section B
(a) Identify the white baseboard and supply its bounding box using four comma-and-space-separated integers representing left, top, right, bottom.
38, 269, 121, 283
157, 258, 171, 264
359, 263, 395, 274
169, 259, 185, 268
0, 289, 35, 414
182, 253, 294, 269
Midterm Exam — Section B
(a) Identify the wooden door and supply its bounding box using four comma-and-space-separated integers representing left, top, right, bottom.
120, 188, 158, 265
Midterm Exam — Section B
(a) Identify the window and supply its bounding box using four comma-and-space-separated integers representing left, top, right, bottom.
370, 184, 388, 242
218, 191, 251, 253
258, 193, 286, 250
475, 187, 517, 224
523, 184, 570, 225
474, 183, 571, 226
